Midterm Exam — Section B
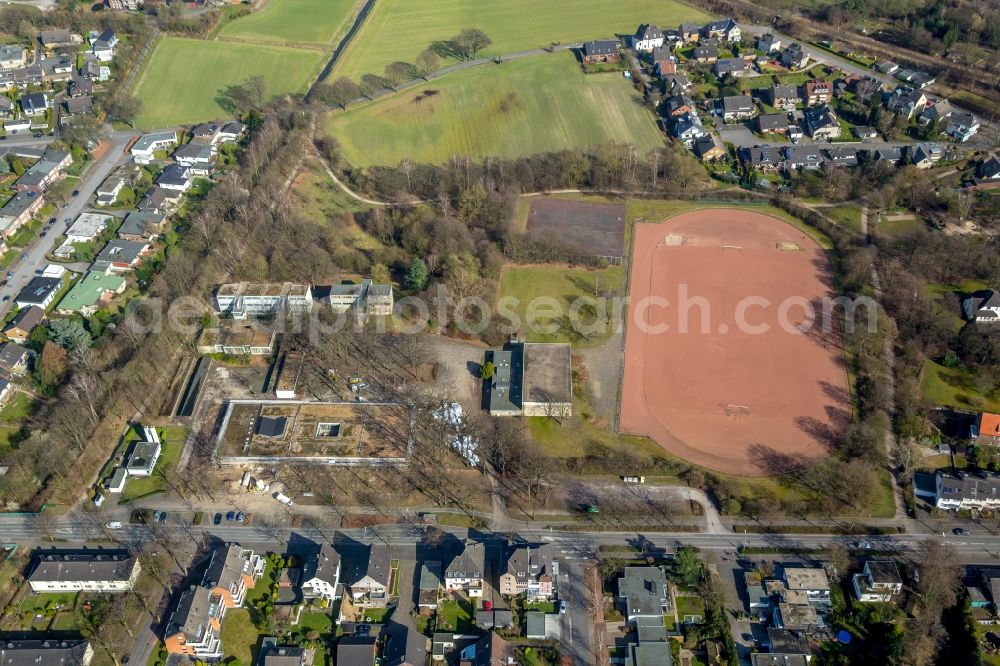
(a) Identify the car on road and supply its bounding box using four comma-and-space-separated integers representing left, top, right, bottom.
62, 203, 69, 208
72, 190, 80, 196
158, 511, 167, 523
40, 231, 46, 237
19, 254, 26, 261
48, 217, 56, 225
226, 510, 235, 521
32, 133, 42, 139
63, 218, 71, 223
236, 511, 245, 523
152, 510, 161, 522
1, 296, 8, 303
483, 600, 492, 611
854, 540, 872, 550
105, 521, 123, 529
5, 272, 11, 279
953, 528, 967, 535
559, 600, 567, 614
0, 136, 6, 141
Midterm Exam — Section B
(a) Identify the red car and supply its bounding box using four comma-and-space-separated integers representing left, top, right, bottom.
483, 600, 492, 611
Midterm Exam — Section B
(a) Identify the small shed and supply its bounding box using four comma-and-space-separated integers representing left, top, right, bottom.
107, 468, 128, 494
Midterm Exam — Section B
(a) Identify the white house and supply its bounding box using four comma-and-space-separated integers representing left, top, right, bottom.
946, 112, 980, 142
130, 130, 177, 164
964, 290, 1000, 323
107, 468, 128, 494
444, 541, 485, 597
124, 432, 161, 477
91, 29, 118, 62
630, 24, 665, 52
28, 552, 140, 593
300, 544, 340, 604
853, 560, 902, 602
65, 212, 111, 244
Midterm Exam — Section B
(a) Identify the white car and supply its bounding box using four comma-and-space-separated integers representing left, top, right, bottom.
854, 540, 872, 550
105, 521, 123, 530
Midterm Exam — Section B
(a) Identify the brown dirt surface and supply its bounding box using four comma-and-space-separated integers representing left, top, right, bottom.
527, 198, 626, 261
620, 209, 850, 476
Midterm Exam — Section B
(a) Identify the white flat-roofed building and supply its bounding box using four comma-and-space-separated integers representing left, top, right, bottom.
27, 551, 140, 593
214, 282, 314, 319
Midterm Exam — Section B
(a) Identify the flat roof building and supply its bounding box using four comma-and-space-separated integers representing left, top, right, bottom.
485, 342, 572, 417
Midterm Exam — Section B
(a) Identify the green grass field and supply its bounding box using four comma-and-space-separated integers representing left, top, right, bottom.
328, 53, 664, 165
334, 0, 709, 78
134, 37, 326, 127
921, 359, 1000, 412
499, 263, 623, 346
218, 0, 357, 45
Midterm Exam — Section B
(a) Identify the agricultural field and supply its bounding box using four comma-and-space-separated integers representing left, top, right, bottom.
218, 0, 358, 46
327, 53, 664, 166
334, 0, 709, 78
133, 37, 326, 127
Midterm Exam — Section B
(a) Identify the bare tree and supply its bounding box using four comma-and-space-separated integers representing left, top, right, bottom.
415, 48, 440, 79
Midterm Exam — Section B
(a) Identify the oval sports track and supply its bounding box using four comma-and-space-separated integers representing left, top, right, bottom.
619, 208, 851, 476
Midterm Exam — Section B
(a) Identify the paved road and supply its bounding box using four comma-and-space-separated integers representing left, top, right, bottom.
0, 130, 133, 318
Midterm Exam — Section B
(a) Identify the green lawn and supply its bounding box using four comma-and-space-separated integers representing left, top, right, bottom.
218, 0, 357, 45
524, 601, 556, 614
119, 441, 183, 502
675, 595, 705, 620
134, 37, 326, 127
0, 391, 34, 423
498, 263, 623, 345
822, 204, 862, 234
220, 608, 259, 664
334, 0, 709, 79
328, 53, 664, 166
921, 359, 1000, 412
876, 217, 924, 237
437, 597, 474, 633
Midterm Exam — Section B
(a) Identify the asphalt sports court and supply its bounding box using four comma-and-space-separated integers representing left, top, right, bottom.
619, 209, 850, 475
527, 198, 626, 263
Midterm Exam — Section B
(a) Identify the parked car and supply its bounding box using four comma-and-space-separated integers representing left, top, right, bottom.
236, 511, 245, 523
559, 600, 567, 614
213, 513, 223, 525
47, 217, 56, 225
226, 510, 235, 521
953, 528, 967, 535
40, 231, 46, 237
32, 133, 42, 139
157, 511, 167, 523
72, 190, 80, 196
152, 510, 161, 522
105, 521, 123, 529
5, 271, 12, 279
1, 296, 8, 303
854, 540, 872, 550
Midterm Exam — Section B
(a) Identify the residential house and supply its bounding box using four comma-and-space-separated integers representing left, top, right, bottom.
190, 122, 221, 143
28, 551, 140, 592
655, 59, 677, 77
977, 155, 1000, 180
618, 566, 669, 623
872, 146, 903, 164
328, 279, 394, 318
720, 95, 756, 121
693, 133, 726, 161
418, 561, 442, 609
300, 544, 340, 604
767, 84, 799, 111
156, 163, 193, 192
203, 544, 263, 609
91, 29, 118, 61
663, 94, 694, 117
0, 45, 25, 70
261, 645, 307, 666
66, 212, 111, 244
978, 569, 1000, 611
886, 86, 927, 119
16, 147, 72, 193
344, 546, 392, 608
0, 96, 12, 118
3, 118, 30, 135
783, 145, 824, 171
781, 43, 808, 69
20, 92, 50, 116
908, 144, 935, 169
823, 146, 859, 167
3, 305, 44, 344
875, 60, 899, 75
95, 175, 127, 206
853, 560, 902, 602
741, 145, 782, 172
757, 33, 781, 53
742, 571, 771, 617
138, 186, 182, 212
897, 68, 936, 88
445, 541, 485, 597
803, 104, 841, 140
965, 290, 1000, 324
0, 342, 29, 377
173, 142, 215, 175
920, 98, 953, 125
130, 130, 178, 164
669, 112, 707, 146
124, 429, 161, 476
803, 80, 833, 106
702, 18, 740, 42
498, 544, 556, 600
663, 73, 692, 93
678, 22, 701, 43
14, 276, 61, 310
92, 239, 150, 274
650, 45, 671, 67
456, 632, 514, 666
852, 125, 878, 140
581, 40, 620, 64
56, 271, 127, 315
631, 24, 665, 52
39, 30, 75, 49
692, 44, 719, 63
973, 412, 1000, 446
850, 76, 883, 102
714, 57, 746, 77
218, 121, 245, 144
915, 470, 1000, 510
783, 566, 831, 610
62, 95, 94, 122
946, 112, 980, 142
757, 113, 789, 134
69, 76, 93, 97
772, 602, 819, 633
164, 585, 225, 659
118, 211, 166, 241
336, 637, 376, 666
214, 282, 314, 318
81, 57, 109, 81
0, 640, 93, 666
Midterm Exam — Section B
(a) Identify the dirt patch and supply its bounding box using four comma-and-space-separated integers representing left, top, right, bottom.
527, 198, 626, 262
620, 209, 849, 476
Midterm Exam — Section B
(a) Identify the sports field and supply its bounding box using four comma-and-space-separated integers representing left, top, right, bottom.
327, 53, 664, 165
133, 37, 326, 127
218, 0, 357, 45
620, 209, 850, 476
334, 0, 709, 78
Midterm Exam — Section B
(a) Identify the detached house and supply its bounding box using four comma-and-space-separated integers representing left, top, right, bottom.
886, 86, 927, 119
757, 33, 781, 53
965, 290, 1000, 324
498, 544, 556, 600
720, 95, 755, 121
853, 560, 902, 602
3, 305, 44, 344
803, 105, 841, 140
803, 80, 833, 106
679, 22, 701, 43
118, 211, 166, 241
96, 175, 127, 206
300, 544, 341, 604
165, 585, 225, 659
445, 541, 485, 597
91, 29, 118, 62
692, 44, 719, 63
14, 276, 60, 310
203, 544, 263, 609
693, 133, 726, 161
156, 163, 193, 192
345, 546, 392, 608
91, 239, 150, 274
702, 18, 740, 42
783, 145, 823, 170
741, 145, 782, 172
781, 43, 808, 69
0, 342, 29, 377
946, 112, 980, 142
631, 24, 665, 52
973, 412, 1000, 447
977, 155, 1000, 180
20, 92, 50, 116
757, 113, 789, 134
581, 40, 620, 64
130, 130, 177, 164
173, 142, 215, 175
714, 57, 746, 77
0, 45, 26, 70
768, 84, 799, 111
618, 566, 669, 623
